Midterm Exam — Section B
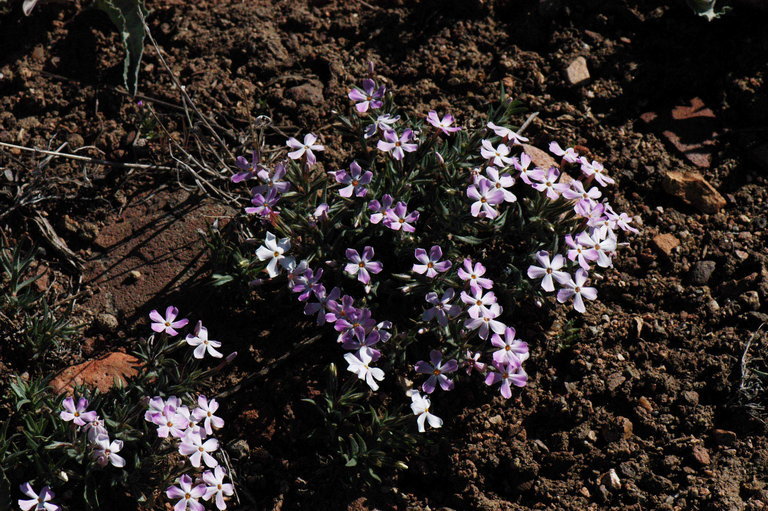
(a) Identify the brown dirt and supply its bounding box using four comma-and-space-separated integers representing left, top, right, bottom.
1, 0, 768, 510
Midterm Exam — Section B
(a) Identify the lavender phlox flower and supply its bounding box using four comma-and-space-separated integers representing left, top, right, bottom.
304, 285, 340, 325
412, 245, 452, 278
284, 259, 309, 291
531, 166, 569, 200
332, 161, 373, 198
84, 416, 108, 442
409, 391, 443, 432
526, 251, 570, 292
348, 78, 385, 113
202, 467, 235, 511
153, 405, 190, 438
377, 129, 418, 161
144, 396, 165, 422
464, 350, 486, 375
252, 162, 291, 195
457, 259, 494, 294
179, 430, 219, 468
486, 122, 529, 145
364, 113, 399, 139
589, 211, 618, 240
464, 303, 506, 340
334, 307, 376, 343
479, 167, 517, 203
255, 231, 294, 278
372, 319, 393, 342
480, 139, 515, 167
485, 360, 528, 398
368, 194, 394, 224
467, 178, 505, 219
490, 327, 529, 366
460, 288, 498, 317
341, 330, 382, 361
383, 202, 419, 232
18, 483, 59, 511
344, 349, 385, 391
426, 111, 462, 135
149, 306, 189, 336
579, 157, 615, 186
286, 133, 324, 166
291, 267, 324, 301
422, 288, 462, 327
557, 268, 598, 313
91, 435, 126, 468
244, 187, 280, 218
232, 150, 266, 183
324, 294, 356, 324
185, 321, 223, 359
549, 141, 580, 164
414, 349, 458, 394
344, 246, 383, 284
579, 230, 617, 268
565, 233, 599, 270
561, 180, 602, 207
192, 396, 225, 437
575, 200, 607, 228
166, 475, 206, 511
310, 203, 329, 224
615, 211, 639, 234
60, 397, 98, 426
514, 152, 546, 185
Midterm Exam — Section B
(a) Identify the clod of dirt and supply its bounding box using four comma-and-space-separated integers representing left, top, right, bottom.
712, 429, 738, 445
689, 260, 717, 285
286, 80, 324, 105
692, 445, 711, 466
93, 313, 119, 332
520, 144, 556, 168
652, 233, 680, 257
661, 170, 727, 213
49, 352, 140, 394
565, 56, 590, 85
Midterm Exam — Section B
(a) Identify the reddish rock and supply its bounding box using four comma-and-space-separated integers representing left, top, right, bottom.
520, 144, 556, 169
50, 352, 141, 394
652, 233, 680, 257
661, 170, 726, 213
692, 445, 711, 466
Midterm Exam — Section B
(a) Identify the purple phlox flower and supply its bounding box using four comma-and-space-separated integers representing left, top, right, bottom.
179, 430, 219, 468
426, 111, 462, 135
284, 259, 310, 290
372, 319, 393, 342
344, 348, 385, 391
91, 434, 126, 468
192, 396, 225, 437
575, 200, 607, 228
244, 187, 280, 218
310, 203, 330, 225
252, 162, 291, 195
364, 113, 399, 139
18, 483, 59, 511
557, 268, 598, 313
527, 251, 570, 292
60, 397, 98, 426
412, 245, 452, 278
549, 141, 580, 164
341, 330, 382, 361
579, 157, 615, 187
202, 467, 235, 511
460, 288, 498, 317
409, 391, 443, 432
149, 306, 189, 336
480, 139, 515, 167
166, 475, 206, 511
415, 349, 458, 394
348, 78, 385, 113
333, 161, 373, 198
84, 416, 108, 442
153, 404, 190, 438
514, 152, 546, 185
334, 307, 376, 343
368, 194, 394, 224
291, 267, 324, 301
457, 258, 494, 294
565, 233, 600, 270
344, 246, 383, 284
286, 133, 324, 166
255, 231, 294, 278
383, 202, 419, 232
615, 211, 639, 234
487, 121, 529, 145
467, 178, 505, 219
464, 303, 505, 340
479, 167, 517, 203
304, 285, 340, 325
485, 360, 528, 398
490, 327, 529, 366
464, 350, 487, 375
232, 150, 266, 183
324, 294, 356, 324
561, 180, 602, 206
422, 288, 462, 327
377, 129, 418, 161
531, 166, 570, 200
186, 321, 223, 359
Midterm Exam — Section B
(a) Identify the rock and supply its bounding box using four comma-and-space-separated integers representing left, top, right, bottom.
739, 291, 760, 311
661, 170, 726, 213
286, 80, 324, 105
565, 57, 590, 85
599, 469, 621, 491
520, 144, 556, 169
689, 260, 716, 285
229, 439, 250, 459
50, 352, 141, 394
502, 76, 515, 89
652, 233, 680, 257
128, 270, 142, 281
488, 415, 503, 426
606, 372, 626, 392
682, 391, 700, 406
93, 313, 119, 332
712, 429, 737, 445
691, 445, 711, 466
602, 416, 633, 442
638, 396, 653, 412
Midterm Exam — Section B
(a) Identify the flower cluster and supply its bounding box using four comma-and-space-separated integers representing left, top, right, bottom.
59, 396, 125, 468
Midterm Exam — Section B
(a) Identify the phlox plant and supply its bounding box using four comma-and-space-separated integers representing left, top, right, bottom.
217, 63, 639, 479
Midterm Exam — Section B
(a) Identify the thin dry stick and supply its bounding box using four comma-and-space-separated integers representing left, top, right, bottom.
517, 111, 540, 136
0, 141, 174, 171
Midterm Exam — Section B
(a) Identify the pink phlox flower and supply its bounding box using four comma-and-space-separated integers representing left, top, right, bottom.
341, 330, 382, 361
368, 194, 394, 224
83, 416, 108, 442
531, 166, 569, 200
185, 321, 223, 359
485, 360, 528, 398
179, 430, 219, 468
377, 129, 418, 161
202, 466, 235, 511
344, 246, 383, 284
527, 251, 570, 292
408, 391, 443, 432
412, 245, 452, 278
426, 111, 462, 135
514, 152, 546, 185
60, 397, 98, 426
479, 167, 517, 203
364, 113, 399, 139
324, 294, 356, 324
565, 233, 600, 270
192, 396, 225, 437
333, 161, 373, 198
422, 288, 461, 327
480, 139, 515, 167
487, 122, 529, 145
414, 349, 458, 394
244, 187, 280, 218
383, 202, 419, 232
581, 230, 616, 268
490, 327, 529, 366
575, 200, 607, 228
561, 180, 601, 207
149, 306, 189, 336
304, 285, 340, 325
464, 350, 486, 375
467, 178, 505, 219
344, 348, 384, 391
153, 404, 190, 438
166, 474, 206, 511
556, 268, 598, 313
255, 231, 294, 278
144, 396, 166, 422
91, 434, 126, 468
579, 156, 615, 186
286, 133, 324, 166
348, 78, 385, 113
18, 483, 59, 511
549, 141, 580, 164
464, 303, 505, 340
615, 211, 639, 234
457, 258, 494, 294
232, 150, 267, 183
460, 288, 498, 317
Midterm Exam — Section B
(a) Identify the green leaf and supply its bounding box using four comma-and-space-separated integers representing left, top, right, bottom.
94, 0, 147, 95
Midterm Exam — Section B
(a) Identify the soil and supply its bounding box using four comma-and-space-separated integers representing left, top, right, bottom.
1, 0, 768, 510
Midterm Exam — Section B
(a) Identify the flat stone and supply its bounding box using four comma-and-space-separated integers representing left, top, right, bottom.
565, 56, 590, 85
50, 352, 141, 394
652, 233, 680, 257
661, 170, 726, 213
520, 144, 556, 169
692, 445, 711, 466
